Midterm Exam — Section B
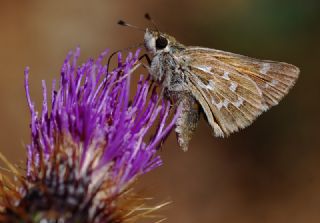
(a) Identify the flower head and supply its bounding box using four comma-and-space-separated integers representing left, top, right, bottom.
0, 48, 179, 222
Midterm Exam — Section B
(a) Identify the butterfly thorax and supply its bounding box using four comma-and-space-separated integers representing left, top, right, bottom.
144, 29, 191, 93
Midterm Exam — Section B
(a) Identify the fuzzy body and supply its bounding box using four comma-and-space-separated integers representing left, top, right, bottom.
145, 29, 201, 150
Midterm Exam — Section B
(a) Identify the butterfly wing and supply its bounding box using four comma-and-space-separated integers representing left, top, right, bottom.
180, 47, 299, 137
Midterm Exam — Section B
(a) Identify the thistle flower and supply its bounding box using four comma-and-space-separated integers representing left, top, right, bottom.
0, 48, 179, 223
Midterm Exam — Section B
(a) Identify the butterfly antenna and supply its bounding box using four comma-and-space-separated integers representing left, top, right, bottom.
107, 43, 144, 75
144, 13, 160, 33
117, 20, 145, 32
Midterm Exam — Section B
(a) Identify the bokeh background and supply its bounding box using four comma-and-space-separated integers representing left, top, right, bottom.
1, 0, 320, 222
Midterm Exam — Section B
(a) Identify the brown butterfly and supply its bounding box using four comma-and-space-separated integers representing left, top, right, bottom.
119, 14, 300, 150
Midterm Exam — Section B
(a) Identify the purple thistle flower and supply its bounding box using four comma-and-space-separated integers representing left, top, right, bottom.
0, 48, 179, 223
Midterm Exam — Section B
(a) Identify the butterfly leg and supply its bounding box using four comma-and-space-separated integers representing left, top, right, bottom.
175, 94, 200, 151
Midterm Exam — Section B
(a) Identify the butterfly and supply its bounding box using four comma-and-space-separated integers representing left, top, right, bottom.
119, 14, 300, 151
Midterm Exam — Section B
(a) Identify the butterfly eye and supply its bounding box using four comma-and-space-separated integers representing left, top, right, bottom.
155, 36, 168, 50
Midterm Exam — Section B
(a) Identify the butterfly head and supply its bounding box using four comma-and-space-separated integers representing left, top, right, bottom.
118, 14, 182, 55
144, 29, 177, 55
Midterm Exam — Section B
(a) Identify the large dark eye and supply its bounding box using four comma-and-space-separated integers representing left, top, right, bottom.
155, 36, 168, 50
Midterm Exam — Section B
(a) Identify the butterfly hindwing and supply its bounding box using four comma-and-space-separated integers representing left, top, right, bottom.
186, 62, 265, 137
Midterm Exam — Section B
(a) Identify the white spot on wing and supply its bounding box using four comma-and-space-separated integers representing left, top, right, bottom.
260, 63, 271, 75
206, 80, 215, 90
271, 79, 279, 86
197, 78, 215, 91
222, 71, 230, 80
264, 79, 279, 89
195, 65, 212, 73
222, 99, 229, 108
234, 97, 244, 108
229, 82, 238, 92
212, 98, 229, 110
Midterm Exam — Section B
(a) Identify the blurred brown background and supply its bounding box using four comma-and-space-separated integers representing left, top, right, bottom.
0, 0, 320, 222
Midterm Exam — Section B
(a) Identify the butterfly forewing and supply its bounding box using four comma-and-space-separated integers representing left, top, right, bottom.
208, 48, 300, 106
182, 47, 299, 137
